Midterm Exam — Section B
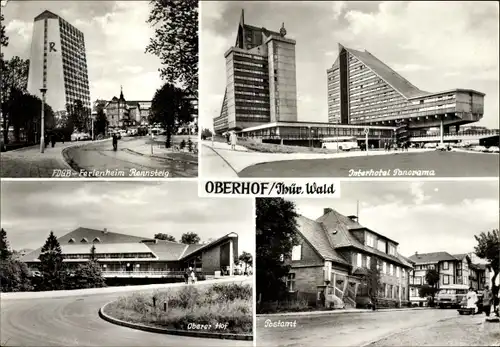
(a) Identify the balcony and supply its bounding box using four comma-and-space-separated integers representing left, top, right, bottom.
101, 270, 204, 278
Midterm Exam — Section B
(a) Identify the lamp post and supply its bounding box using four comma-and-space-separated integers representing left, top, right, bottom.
40, 88, 47, 153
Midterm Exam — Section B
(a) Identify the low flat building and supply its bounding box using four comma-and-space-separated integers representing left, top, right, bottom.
285, 208, 413, 308
20, 227, 239, 279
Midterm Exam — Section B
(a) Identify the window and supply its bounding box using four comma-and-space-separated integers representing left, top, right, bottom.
367, 256, 371, 269
457, 262, 462, 269
442, 261, 449, 270
366, 233, 375, 248
388, 244, 396, 256
384, 283, 388, 297
286, 273, 296, 292
279, 254, 284, 262
402, 269, 406, 278
80, 237, 88, 243
396, 266, 400, 277
93, 237, 101, 243
357, 253, 362, 267
291, 245, 302, 261
68, 238, 75, 244
443, 275, 450, 285
377, 240, 386, 253
383, 262, 387, 274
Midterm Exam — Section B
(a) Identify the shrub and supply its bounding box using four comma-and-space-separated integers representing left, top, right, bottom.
187, 139, 193, 152
179, 140, 186, 149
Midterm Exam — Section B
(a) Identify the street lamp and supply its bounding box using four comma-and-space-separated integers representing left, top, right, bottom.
40, 87, 47, 153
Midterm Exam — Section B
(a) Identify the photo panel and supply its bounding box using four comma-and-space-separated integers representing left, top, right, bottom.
199, 1, 499, 180
0, 180, 255, 346
255, 180, 500, 346
1, 0, 198, 178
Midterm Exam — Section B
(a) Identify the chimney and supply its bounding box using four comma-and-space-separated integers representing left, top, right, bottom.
103, 228, 108, 234
324, 208, 333, 215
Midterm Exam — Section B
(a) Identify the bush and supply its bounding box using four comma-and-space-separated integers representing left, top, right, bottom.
179, 140, 186, 149
187, 139, 193, 152
0, 259, 33, 292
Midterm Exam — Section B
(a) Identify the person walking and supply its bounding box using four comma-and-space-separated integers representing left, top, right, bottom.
50, 133, 56, 148
190, 267, 196, 284
183, 269, 189, 284
482, 285, 493, 320
112, 133, 118, 151
230, 131, 237, 151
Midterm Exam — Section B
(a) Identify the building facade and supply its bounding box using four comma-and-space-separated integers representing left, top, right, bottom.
20, 228, 239, 279
327, 44, 485, 143
27, 10, 91, 117
407, 252, 489, 301
214, 10, 298, 134
286, 208, 413, 309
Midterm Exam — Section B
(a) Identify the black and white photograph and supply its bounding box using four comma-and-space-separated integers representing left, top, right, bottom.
199, 1, 499, 178
0, 181, 254, 346
0, 0, 198, 178
256, 181, 500, 346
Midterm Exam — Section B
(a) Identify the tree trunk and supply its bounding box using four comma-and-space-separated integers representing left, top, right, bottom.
165, 125, 172, 148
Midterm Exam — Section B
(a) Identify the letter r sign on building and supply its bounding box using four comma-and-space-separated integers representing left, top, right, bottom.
49, 42, 57, 52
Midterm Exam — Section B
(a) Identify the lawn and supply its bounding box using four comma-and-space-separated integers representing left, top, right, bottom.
237, 138, 342, 154
103, 283, 253, 334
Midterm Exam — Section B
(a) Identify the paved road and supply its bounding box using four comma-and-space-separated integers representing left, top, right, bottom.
257, 309, 498, 347
1, 279, 252, 347
239, 151, 499, 177
65, 137, 197, 178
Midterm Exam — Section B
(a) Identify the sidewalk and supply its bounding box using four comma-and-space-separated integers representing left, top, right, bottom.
200, 144, 240, 178
201, 140, 432, 176
1, 139, 108, 178
258, 306, 429, 317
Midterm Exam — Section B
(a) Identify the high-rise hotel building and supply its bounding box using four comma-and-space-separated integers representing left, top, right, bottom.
27, 10, 91, 117
213, 10, 298, 134
327, 44, 484, 137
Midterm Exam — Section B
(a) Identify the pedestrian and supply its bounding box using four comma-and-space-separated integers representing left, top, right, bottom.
230, 131, 237, 150
225, 132, 230, 144
466, 287, 478, 314
183, 269, 189, 284
482, 285, 493, 320
190, 267, 196, 284
319, 289, 326, 308
112, 133, 118, 151
50, 134, 56, 148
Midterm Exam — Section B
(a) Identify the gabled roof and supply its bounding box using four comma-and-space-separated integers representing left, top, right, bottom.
340, 44, 430, 99
295, 215, 349, 266
408, 251, 457, 264
181, 233, 238, 259
34, 10, 59, 21
316, 209, 412, 268
452, 253, 470, 261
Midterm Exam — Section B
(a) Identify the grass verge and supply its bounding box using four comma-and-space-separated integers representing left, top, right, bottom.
237, 138, 341, 154
103, 283, 253, 334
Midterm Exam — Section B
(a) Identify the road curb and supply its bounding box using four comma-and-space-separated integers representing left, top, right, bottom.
99, 301, 253, 341
124, 148, 198, 165
257, 307, 430, 318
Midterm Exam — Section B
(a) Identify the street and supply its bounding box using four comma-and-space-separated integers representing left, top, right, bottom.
1, 137, 198, 178
257, 309, 499, 347
239, 151, 500, 178
0, 278, 252, 347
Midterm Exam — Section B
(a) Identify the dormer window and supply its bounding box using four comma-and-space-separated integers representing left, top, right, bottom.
80, 237, 88, 243
93, 237, 101, 243
68, 238, 75, 244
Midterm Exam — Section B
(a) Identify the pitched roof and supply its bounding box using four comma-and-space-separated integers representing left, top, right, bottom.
61, 243, 154, 255
341, 44, 430, 99
452, 253, 469, 261
316, 209, 412, 268
408, 251, 457, 264
295, 215, 349, 266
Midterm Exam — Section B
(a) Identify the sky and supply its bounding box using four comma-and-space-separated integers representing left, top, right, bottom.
0, 181, 255, 256
290, 180, 499, 259
200, 1, 499, 131
2, 0, 163, 102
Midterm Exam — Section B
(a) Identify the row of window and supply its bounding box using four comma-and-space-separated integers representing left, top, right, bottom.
354, 252, 406, 278
236, 98, 268, 104
235, 91, 269, 97
234, 67, 267, 76
234, 51, 266, 61
410, 274, 468, 286
234, 83, 266, 90
236, 106, 269, 112
235, 60, 266, 68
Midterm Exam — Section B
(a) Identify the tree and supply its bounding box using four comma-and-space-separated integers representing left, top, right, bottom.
181, 232, 200, 244
94, 107, 108, 137
66, 99, 90, 133
424, 268, 440, 305
150, 83, 194, 148
154, 233, 176, 242
67, 245, 106, 289
0, 228, 11, 261
256, 198, 299, 302
0, 258, 33, 292
201, 128, 212, 140
366, 258, 382, 310
1, 56, 30, 144
145, 0, 198, 96
419, 285, 439, 300
39, 231, 65, 291
474, 229, 500, 298
239, 251, 253, 274
0, 13, 8, 60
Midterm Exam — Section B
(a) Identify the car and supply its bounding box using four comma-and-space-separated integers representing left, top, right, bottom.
472, 145, 488, 152
436, 144, 451, 151
424, 143, 438, 149
487, 146, 499, 153
70, 132, 90, 141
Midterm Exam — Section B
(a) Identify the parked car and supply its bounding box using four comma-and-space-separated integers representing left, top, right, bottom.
436, 144, 451, 151
70, 132, 90, 141
471, 145, 488, 152
486, 146, 499, 153
424, 142, 438, 149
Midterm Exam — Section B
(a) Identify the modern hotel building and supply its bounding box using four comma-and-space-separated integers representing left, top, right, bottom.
27, 10, 91, 117
213, 10, 298, 134
215, 11, 488, 147
327, 44, 485, 141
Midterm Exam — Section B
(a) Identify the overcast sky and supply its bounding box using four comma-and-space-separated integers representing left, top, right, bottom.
2, 0, 162, 102
200, 1, 499, 131
289, 180, 499, 259
0, 181, 254, 256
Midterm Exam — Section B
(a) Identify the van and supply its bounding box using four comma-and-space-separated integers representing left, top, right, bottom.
436, 284, 468, 308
